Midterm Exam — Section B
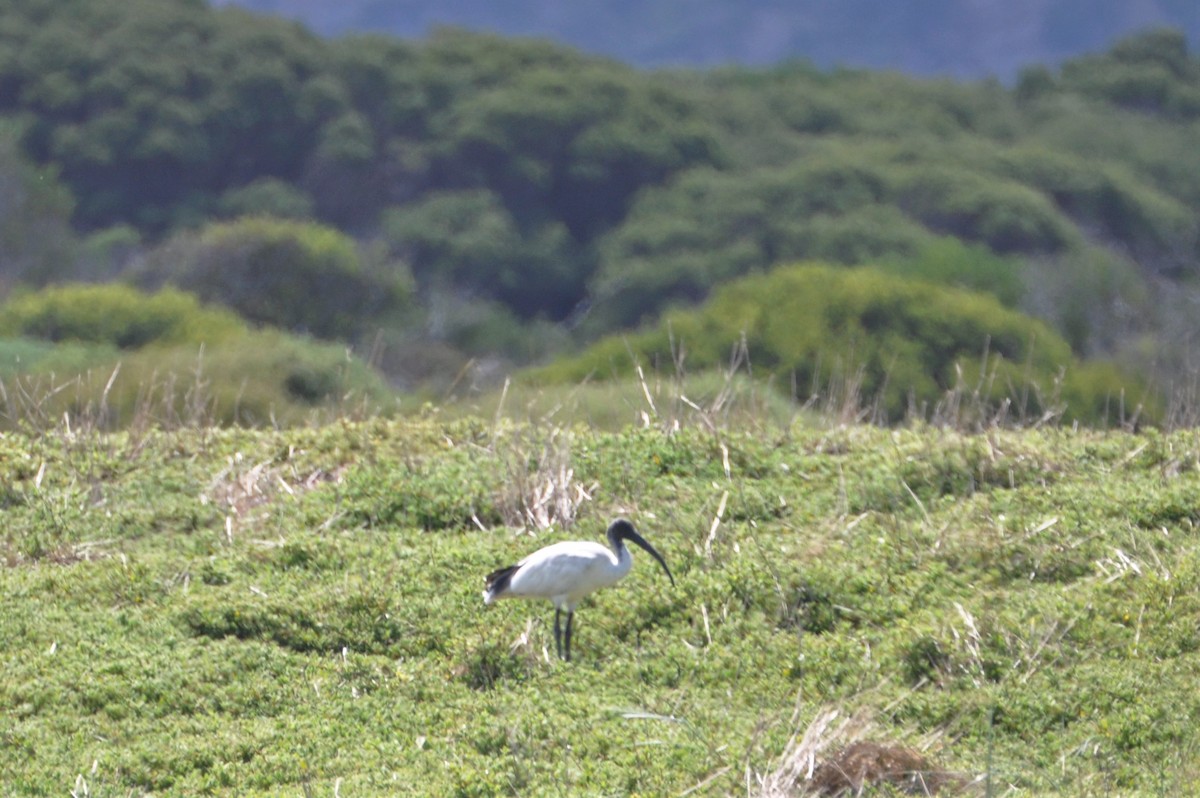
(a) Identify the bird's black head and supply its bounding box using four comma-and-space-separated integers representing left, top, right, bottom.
607, 518, 675, 587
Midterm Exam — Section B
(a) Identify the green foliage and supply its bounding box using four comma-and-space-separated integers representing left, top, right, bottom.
996, 147, 1197, 269
0, 337, 117, 379
586, 159, 937, 331
1019, 246, 1152, 358
380, 190, 579, 319
0, 2, 1199, 398
0, 323, 395, 430
340, 444, 506, 530
541, 263, 1148, 424
893, 165, 1079, 254
1058, 28, 1200, 118
876, 237, 1025, 307
4, 0, 343, 230
76, 224, 142, 282
217, 178, 315, 221
0, 126, 77, 286
89, 329, 397, 426
0, 283, 247, 349
4, 420, 1200, 794
420, 294, 571, 362
139, 216, 411, 339
441, 58, 722, 234
1060, 360, 1158, 426
1015, 65, 1057, 103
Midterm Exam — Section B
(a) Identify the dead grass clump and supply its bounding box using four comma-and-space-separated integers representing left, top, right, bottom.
492, 426, 596, 532
202, 452, 346, 540
810, 740, 961, 796
3, 538, 113, 569
758, 707, 968, 798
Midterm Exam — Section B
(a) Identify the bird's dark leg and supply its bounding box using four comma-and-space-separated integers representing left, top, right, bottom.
554, 608, 564, 660
564, 611, 574, 662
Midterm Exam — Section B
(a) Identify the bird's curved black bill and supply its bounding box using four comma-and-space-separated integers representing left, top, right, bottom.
623, 527, 675, 587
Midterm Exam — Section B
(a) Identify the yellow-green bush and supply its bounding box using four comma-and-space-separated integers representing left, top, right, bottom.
0, 284, 248, 349
532, 263, 1151, 424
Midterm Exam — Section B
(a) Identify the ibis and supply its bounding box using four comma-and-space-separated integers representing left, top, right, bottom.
482, 518, 675, 661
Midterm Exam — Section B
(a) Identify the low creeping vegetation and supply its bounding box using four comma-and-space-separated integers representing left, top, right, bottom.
2, 416, 1199, 795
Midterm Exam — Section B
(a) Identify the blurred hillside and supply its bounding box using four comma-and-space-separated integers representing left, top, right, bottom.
209, 0, 1200, 78
1, 0, 1198, 425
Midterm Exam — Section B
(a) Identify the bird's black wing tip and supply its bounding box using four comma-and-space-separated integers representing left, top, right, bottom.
485, 564, 519, 595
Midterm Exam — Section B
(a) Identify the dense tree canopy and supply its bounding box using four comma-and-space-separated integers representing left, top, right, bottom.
0, 126, 77, 289
0, 0, 1198, 409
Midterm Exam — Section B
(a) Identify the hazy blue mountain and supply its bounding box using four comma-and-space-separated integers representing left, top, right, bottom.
209, 0, 1199, 78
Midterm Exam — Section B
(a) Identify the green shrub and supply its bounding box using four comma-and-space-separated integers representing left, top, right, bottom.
0, 127, 79, 286
90, 330, 396, 426
1060, 361, 1162, 426
0, 328, 395, 430
587, 162, 935, 332
1059, 29, 1200, 118
0, 337, 116, 379
534, 263, 1147, 424
0, 284, 247, 349
1019, 246, 1152, 357
139, 217, 411, 339
773, 205, 932, 266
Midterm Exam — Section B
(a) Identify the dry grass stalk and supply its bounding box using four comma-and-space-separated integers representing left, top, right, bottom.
202, 452, 344, 538
757, 707, 873, 796
495, 429, 596, 532
704, 490, 728, 560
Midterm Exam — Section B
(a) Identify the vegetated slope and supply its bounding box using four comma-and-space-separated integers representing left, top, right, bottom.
212, 0, 1200, 79
1, 1, 1198, 399
2, 416, 1199, 794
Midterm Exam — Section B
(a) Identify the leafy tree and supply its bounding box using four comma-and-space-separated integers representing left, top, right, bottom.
0, 125, 78, 289
996, 147, 1197, 273
586, 158, 934, 331
1, 1, 1198, 400
137, 217, 411, 338
0, 0, 341, 230
1019, 246, 1152, 358
1015, 65, 1056, 103
380, 190, 579, 319
892, 165, 1078, 254
1059, 29, 1200, 117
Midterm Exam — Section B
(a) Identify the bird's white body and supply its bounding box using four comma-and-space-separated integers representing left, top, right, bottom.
483, 540, 633, 611
481, 518, 674, 661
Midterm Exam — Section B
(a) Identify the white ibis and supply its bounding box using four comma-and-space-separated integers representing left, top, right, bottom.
482, 518, 675, 661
